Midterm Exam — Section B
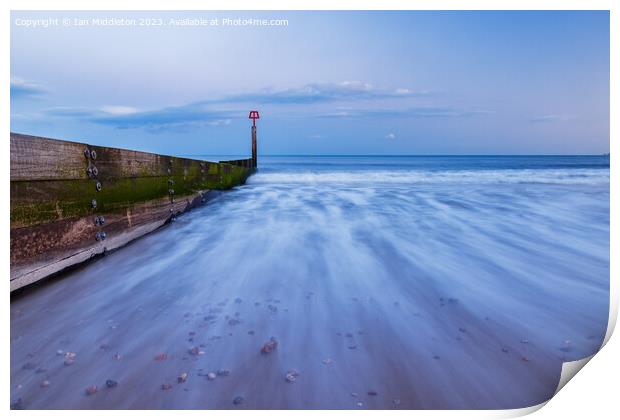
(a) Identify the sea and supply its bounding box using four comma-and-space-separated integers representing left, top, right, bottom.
11, 155, 610, 409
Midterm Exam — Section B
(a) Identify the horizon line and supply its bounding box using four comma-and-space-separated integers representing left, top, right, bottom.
185, 153, 610, 157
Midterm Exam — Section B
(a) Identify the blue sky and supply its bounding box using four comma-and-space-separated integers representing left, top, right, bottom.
11, 11, 609, 155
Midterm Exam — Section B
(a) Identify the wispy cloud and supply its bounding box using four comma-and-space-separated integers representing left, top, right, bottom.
41, 82, 474, 132
202, 81, 429, 105
530, 114, 576, 123
316, 106, 493, 119
99, 105, 141, 115
10, 77, 47, 99
46, 103, 238, 132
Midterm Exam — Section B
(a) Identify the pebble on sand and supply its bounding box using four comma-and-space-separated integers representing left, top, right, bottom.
22, 362, 36, 370
154, 353, 168, 361
40, 380, 50, 388
322, 358, 333, 365
233, 396, 245, 405
85, 385, 98, 396
217, 369, 231, 377
367, 390, 378, 396
178, 373, 188, 383
161, 383, 172, 391
207, 372, 217, 380
260, 337, 278, 354
106, 379, 118, 388
285, 369, 300, 383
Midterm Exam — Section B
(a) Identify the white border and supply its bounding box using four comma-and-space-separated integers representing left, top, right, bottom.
3, 1, 617, 419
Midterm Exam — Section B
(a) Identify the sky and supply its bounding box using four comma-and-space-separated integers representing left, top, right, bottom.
10, 10, 610, 156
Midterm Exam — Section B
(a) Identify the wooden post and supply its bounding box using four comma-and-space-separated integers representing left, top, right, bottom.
252, 125, 257, 168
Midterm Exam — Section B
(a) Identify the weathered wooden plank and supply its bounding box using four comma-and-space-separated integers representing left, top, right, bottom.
10, 133, 226, 181
11, 133, 89, 181
10, 191, 206, 290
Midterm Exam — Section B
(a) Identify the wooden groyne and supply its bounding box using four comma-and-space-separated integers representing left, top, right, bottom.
10, 132, 255, 291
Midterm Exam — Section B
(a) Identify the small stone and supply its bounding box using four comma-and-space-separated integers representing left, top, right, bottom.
178, 372, 188, 383
154, 353, 168, 361
351, 392, 358, 397
207, 372, 217, 380
520, 339, 529, 344
260, 337, 278, 354
285, 369, 300, 383
217, 369, 230, 377
348, 345, 357, 350
322, 358, 333, 365
65, 352, 76, 359
188, 346, 201, 355
56, 350, 64, 356
40, 380, 50, 388
161, 383, 172, 391
356, 402, 363, 407
233, 396, 244, 405
85, 385, 98, 395
458, 327, 467, 333
64, 359, 74, 366
106, 379, 118, 388
113, 353, 122, 360
393, 398, 401, 405
367, 390, 378, 396
228, 318, 241, 326
521, 356, 530, 362
501, 348, 509, 353
22, 362, 36, 370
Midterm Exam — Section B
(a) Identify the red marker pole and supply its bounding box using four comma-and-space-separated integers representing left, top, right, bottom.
249, 110, 259, 168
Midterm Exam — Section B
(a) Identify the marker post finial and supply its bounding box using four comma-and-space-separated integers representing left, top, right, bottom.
248, 110, 259, 168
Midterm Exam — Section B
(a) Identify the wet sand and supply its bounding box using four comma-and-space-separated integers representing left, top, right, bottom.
10, 162, 609, 409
